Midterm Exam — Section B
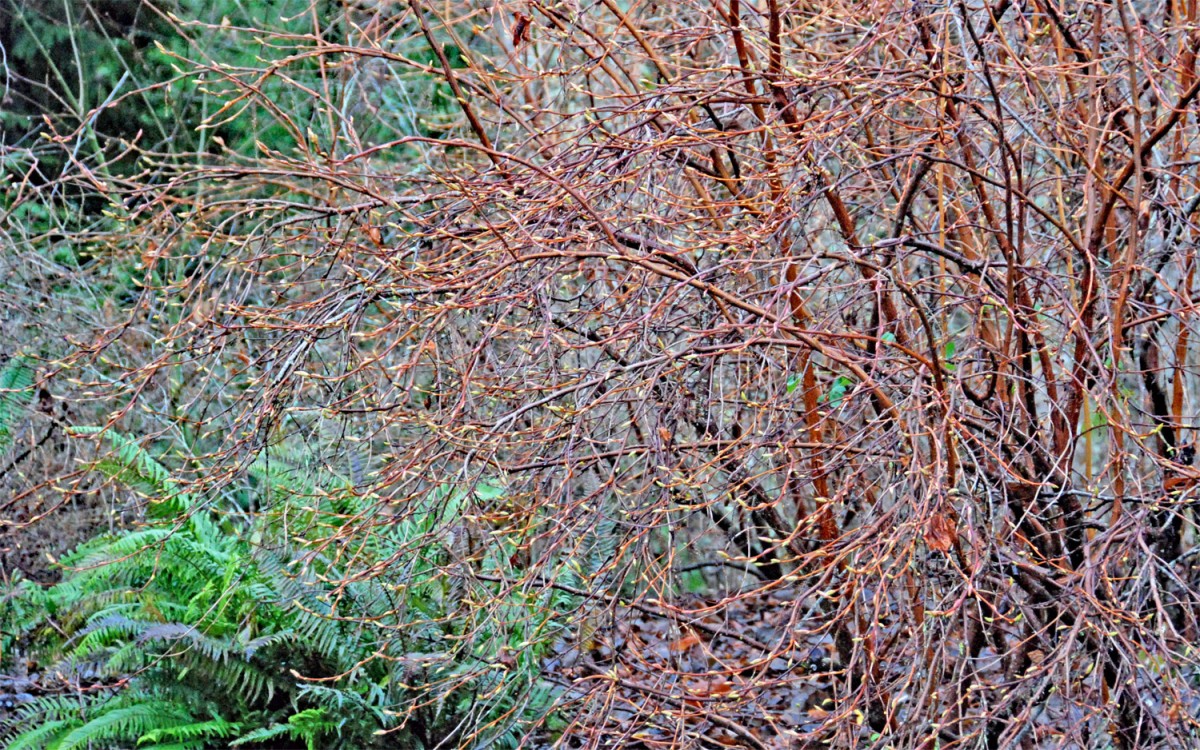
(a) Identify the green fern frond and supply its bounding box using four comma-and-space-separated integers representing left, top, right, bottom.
53, 700, 193, 750
586, 515, 620, 578
4, 718, 77, 750
227, 721, 293, 747
68, 427, 192, 514
230, 708, 335, 750
7, 693, 94, 723
247, 445, 352, 509
137, 716, 241, 745
0, 693, 97, 748
138, 622, 235, 659
58, 528, 174, 572
180, 651, 280, 705
70, 614, 146, 659
104, 638, 155, 674
297, 681, 392, 726
0, 355, 36, 454
241, 630, 294, 658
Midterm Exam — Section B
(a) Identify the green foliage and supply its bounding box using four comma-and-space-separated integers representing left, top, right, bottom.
229, 708, 334, 750
66, 427, 193, 517
0, 574, 47, 672
824, 375, 854, 408
0, 432, 573, 749
0, 355, 36, 454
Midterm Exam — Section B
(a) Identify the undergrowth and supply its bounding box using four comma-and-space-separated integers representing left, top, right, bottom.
0, 428, 582, 749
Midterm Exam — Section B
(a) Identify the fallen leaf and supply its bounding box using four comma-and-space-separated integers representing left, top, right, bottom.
669, 631, 702, 653
698, 679, 733, 696
925, 511, 957, 553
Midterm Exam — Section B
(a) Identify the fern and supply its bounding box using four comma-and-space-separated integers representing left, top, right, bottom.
230, 708, 337, 750
247, 447, 324, 503
1, 573, 49, 668
138, 716, 242, 745
227, 722, 295, 746
0, 355, 36, 454
53, 701, 194, 750
68, 426, 193, 515
3, 435, 580, 749
4, 718, 76, 750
